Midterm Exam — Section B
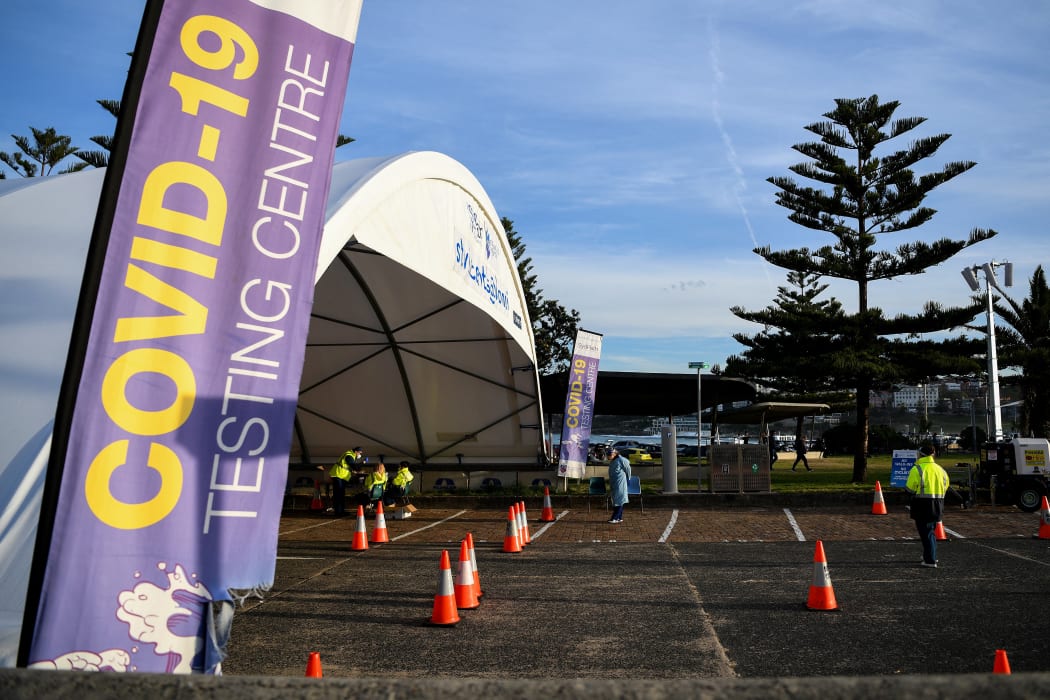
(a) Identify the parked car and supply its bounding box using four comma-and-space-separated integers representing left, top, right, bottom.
618, 447, 653, 463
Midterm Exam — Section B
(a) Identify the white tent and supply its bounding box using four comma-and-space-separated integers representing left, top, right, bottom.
297, 152, 546, 466
0, 152, 545, 665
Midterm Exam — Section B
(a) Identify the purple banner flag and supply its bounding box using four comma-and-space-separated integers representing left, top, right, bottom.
557, 330, 603, 480
23, 0, 361, 673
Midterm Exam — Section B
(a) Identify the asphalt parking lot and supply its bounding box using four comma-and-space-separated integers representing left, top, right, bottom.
220, 498, 1050, 680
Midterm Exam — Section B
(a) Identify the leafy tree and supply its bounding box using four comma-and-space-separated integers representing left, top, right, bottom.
756, 95, 996, 482
958, 424, 986, 452
534, 298, 581, 376
725, 270, 853, 442
868, 424, 915, 453
0, 127, 87, 177
819, 423, 855, 456
727, 270, 850, 399
504, 217, 541, 323
502, 217, 580, 375
985, 265, 1050, 437
822, 422, 913, 456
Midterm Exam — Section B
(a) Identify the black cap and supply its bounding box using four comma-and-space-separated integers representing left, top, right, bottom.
919, 442, 935, 456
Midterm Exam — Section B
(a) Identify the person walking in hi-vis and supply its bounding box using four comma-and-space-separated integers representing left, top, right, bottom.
905, 442, 950, 568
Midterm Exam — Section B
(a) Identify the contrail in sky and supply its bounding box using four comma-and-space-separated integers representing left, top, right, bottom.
707, 17, 774, 294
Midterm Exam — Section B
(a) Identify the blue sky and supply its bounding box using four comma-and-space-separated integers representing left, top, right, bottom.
3, 0, 1049, 373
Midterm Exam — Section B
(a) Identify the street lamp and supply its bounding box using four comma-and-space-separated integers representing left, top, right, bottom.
968, 381, 978, 454
688, 361, 708, 462
962, 260, 1012, 442
918, 379, 928, 438
922, 380, 928, 425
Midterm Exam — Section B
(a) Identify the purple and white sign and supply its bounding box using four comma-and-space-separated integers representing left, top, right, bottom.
557, 330, 602, 480
25, 0, 360, 673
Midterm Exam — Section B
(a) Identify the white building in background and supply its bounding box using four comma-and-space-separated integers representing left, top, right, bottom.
648, 415, 710, 436
894, 384, 941, 410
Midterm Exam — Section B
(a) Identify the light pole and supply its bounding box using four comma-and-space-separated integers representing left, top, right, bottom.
688, 361, 708, 462
969, 385, 977, 455
920, 379, 928, 438
962, 261, 1012, 442
922, 380, 928, 425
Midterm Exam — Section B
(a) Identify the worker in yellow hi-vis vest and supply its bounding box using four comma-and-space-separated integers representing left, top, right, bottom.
324, 446, 362, 516
905, 442, 949, 568
384, 461, 415, 506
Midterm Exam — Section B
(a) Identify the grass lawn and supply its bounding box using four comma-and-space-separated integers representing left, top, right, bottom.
768, 455, 894, 493
562, 453, 981, 496
764, 452, 980, 493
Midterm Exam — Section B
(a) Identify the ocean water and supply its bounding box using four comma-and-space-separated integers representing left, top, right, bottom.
553, 433, 719, 449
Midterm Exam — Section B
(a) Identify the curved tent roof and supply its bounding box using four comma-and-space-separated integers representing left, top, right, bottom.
294, 152, 545, 466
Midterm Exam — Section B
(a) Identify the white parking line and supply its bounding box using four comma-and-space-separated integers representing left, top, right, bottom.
658, 509, 679, 543
529, 510, 570, 540
390, 510, 468, 541
276, 556, 324, 560
279, 517, 347, 536
783, 508, 806, 541
967, 539, 1050, 566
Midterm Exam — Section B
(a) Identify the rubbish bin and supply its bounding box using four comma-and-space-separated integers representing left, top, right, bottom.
709, 444, 771, 493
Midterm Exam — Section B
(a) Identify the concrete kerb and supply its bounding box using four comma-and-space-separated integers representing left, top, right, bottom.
2, 669, 1049, 699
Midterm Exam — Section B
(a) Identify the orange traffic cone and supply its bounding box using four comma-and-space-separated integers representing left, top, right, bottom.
350, 505, 369, 551
430, 550, 460, 626
305, 651, 323, 677
371, 501, 390, 543
310, 479, 324, 511
454, 539, 480, 609
512, 502, 525, 548
518, 501, 531, 546
540, 486, 555, 522
503, 505, 522, 553
993, 649, 1011, 674
1037, 496, 1050, 539
806, 540, 839, 611
934, 520, 948, 541
466, 531, 483, 599
871, 480, 888, 515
